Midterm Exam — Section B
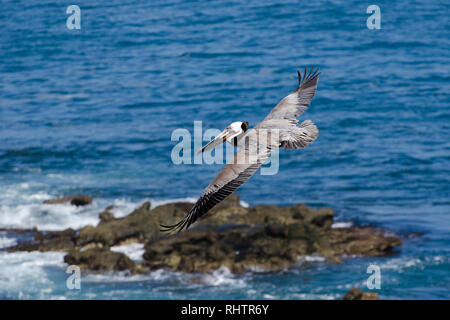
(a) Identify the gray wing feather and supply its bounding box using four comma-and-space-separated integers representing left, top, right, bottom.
259, 67, 320, 150
264, 67, 320, 122
279, 120, 318, 149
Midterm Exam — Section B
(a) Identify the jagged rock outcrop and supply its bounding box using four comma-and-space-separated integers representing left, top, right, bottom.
7, 228, 76, 252
343, 288, 380, 300
140, 223, 400, 274
43, 194, 92, 206
64, 248, 134, 272
7, 194, 402, 275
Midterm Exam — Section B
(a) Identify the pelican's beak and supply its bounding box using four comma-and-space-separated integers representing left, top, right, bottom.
197, 128, 235, 154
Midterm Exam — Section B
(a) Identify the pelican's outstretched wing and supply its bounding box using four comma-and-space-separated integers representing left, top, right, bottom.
258, 67, 320, 150
160, 130, 273, 233
264, 67, 320, 122
161, 68, 320, 233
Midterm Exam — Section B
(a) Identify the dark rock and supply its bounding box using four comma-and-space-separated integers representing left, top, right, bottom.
40, 237, 75, 251
343, 288, 363, 300
361, 292, 380, 300
77, 202, 162, 247
7, 242, 40, 252
213, 194, 242, 209
34, 228, 76, 242
64, 248, 134, 272
201, 202, 334, 230
328, 228, 402, 257
43, 195, 92, 206
343, 288, 379, 300
141, 221, 400, 273
7, 228, 76, 252
99, 206, 115, 224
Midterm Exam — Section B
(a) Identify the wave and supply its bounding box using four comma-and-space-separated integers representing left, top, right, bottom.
110, 243, 145, 262
0, 181, 251, 231
83, 265, 247, 289
0, 251, 66, 299
0, 202, 101, 231
0, 234, 17, 249
375, 255, 449, 272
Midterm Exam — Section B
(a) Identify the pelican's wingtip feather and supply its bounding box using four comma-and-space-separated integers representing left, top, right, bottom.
296, 66, 320, 91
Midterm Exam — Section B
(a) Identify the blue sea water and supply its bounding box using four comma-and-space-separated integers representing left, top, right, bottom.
0, 0, 449, 299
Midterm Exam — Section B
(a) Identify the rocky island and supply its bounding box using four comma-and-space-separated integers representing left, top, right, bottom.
6, 194, 402, 277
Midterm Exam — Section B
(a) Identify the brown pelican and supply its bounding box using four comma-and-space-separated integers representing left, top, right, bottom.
161, 67, 320, 233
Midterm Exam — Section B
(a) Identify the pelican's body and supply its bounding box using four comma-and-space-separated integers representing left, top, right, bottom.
161, 67, 320, 233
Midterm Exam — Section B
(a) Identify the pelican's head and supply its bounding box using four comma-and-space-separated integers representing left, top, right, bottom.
197, 121, 249, 154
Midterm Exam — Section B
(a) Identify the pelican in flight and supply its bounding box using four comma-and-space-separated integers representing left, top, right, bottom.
161, 67, 320, 233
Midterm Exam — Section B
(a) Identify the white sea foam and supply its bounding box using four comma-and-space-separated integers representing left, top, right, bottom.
82, 271, 155, 284
0, 196, 249, 231
0, 179, 251, 231
82, 265, 247, 290
0, 202, 101, 231
376, 255, 449, 273
245, 265, 269, 273
0, 182, 99, 230
151, 197, 197, 208
296, 255, 326, 265
0, 251, 66, 299
331, 221, 353, 228
290, 293, 338, 300
0, 236, 17, 249
0, 197, 151, 230
198, 266, 246, 287
110, 243, 145, 262
107, 198, 146, 218
305, 255, 326, 262
377, 257, 423, 271
240, 200, 250, 208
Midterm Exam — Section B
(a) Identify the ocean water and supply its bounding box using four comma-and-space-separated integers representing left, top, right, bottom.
0, 0, 449, 299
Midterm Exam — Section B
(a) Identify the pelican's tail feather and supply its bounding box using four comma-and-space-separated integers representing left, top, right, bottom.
280, 120, 318, 149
